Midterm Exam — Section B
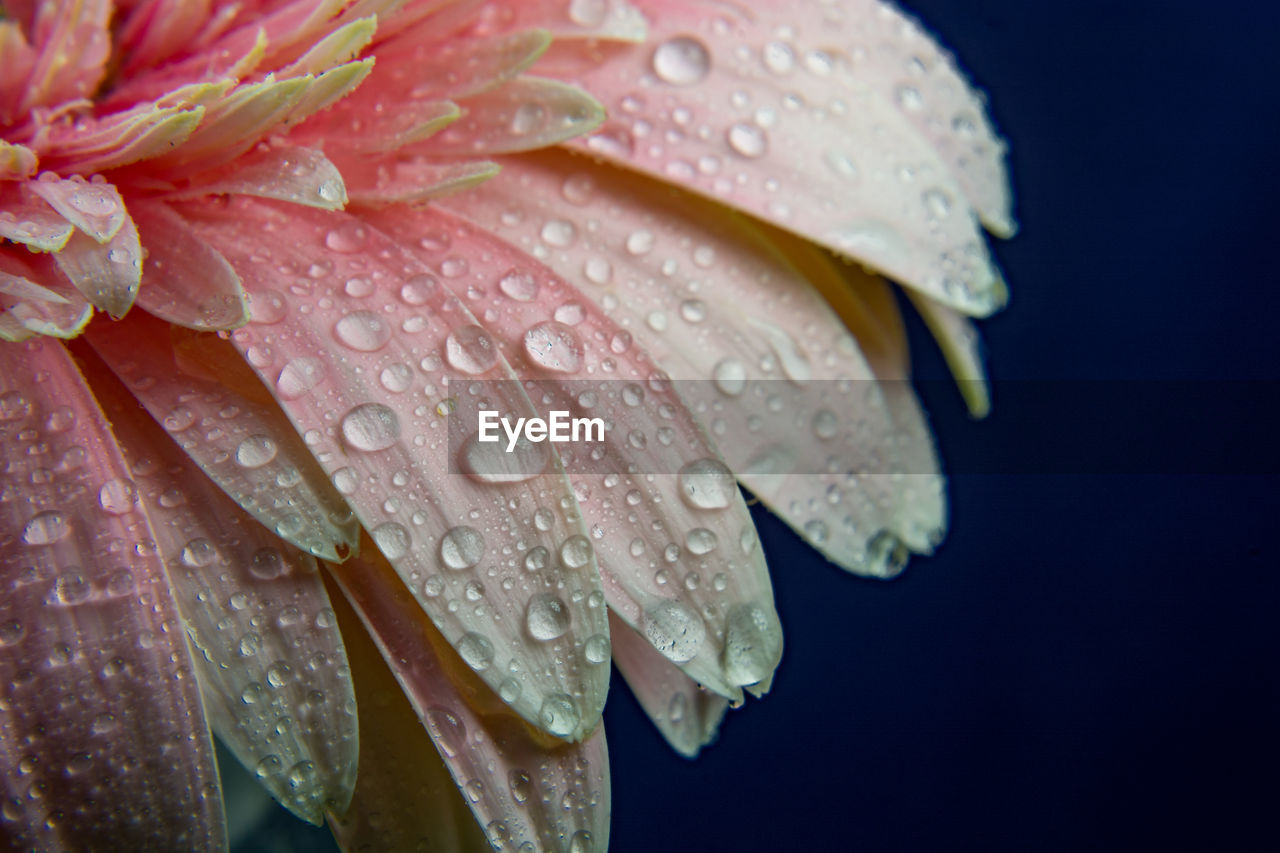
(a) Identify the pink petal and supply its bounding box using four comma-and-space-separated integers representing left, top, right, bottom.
0, 141, 37, 180
116, 0, 213, 75
476, 0, 648, 42
26, 175, 126, 244
20, 0, 112, 113
443, 150, 935, 574
366, 204, 783, 698
51, 209, 142, 318
0, 251, 92, 341
609, 612, 727, 758
0, 183, 74, 252
561, 0, 1009, 315
278, 15, 377, 77
130, 200, 250, 330
84, 310, 360, 562
0, 23, 37, 125
34, 102, 205, 174
167, 145, 348, 211
0, 337, 224, 850
331, 550, 610, 852
290, 97, 462, 154
341, 157, 500, 206
413, 76, 604, 156
327, 578, 506, 852
184, 197, 610, 740
366, 27, 551, 102
84, 353, 358, 825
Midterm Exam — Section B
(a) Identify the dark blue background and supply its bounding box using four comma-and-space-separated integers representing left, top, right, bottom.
238, 2, 1280, 850
607, 2, 1280, 851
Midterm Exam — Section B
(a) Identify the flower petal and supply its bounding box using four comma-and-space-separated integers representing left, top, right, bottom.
370, 27, 551, 102
185, 197, 610, 740
416, 76, 605, 155
20, 0, 112, 113
326, 576, 500, 852
330, 548, 610, 853
116, 0, 213, 75
130, 200, 250, 330
342, 157, 501, 205
0, 252, 93, 341
443, 151, 928, 574
36, 104, 205, 174
82, 353, 358, 826
609, 611, 727, 758
0, 141, 37, 180
366, 203, 783, 699
909, 292, 991, 417
484, 0, 649, 42
0, 184, 74, 252
167, 146, 349, 211
0, 337, 224, 850
52, 210, 143, 318
563, 0, 1008, 315
26, 176, 126, 244
0, 23, 37, 124
84, 310, 360, 562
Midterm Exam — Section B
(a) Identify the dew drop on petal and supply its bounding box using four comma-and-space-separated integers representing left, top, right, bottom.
97, 479, 137, 515
584, 634, 611, 664
341, 403, 400, 451
538, 693, 581, 737
723, 602, 782, 686
678, 458, 737, 510
524, 321, 584, 373
525, 593, 570, 641
727, 123, 768, 158
643, 599, 706, 663
456, 632, 494, 671
712, 358, 746, 396
653, 36, 711, 86
441, 526, 485, 570
372, 522, 411, 560
276, 357, 324, 399
333, 311, 392, 352
559, 535, 593, 569
22, 511, 69, 545
445, 325, 499, 374
235, 435, 278, 469
498, 268, 539, 302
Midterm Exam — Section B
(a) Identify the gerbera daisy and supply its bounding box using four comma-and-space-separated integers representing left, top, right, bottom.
0, 0, 1012, 849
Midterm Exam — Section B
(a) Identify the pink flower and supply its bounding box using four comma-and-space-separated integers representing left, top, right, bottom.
0, 0, 1012, 849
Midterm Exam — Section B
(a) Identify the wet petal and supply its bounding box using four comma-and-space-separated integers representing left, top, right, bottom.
330, 547, 611, 852
26, 175, 126, 244
36, 104, 205, 174
418, 76, 605, 155
168, 146, 349, 211
83, 354, 358, 825
0, 253, 92, 341
608, 611, 727, 758
565, 0, 1008, 315
0, 184, 74, 252
0, 141, 37, 179
370, 27, 551, 102
327, 577, 498, 852
0, 337, 224, 850
367, 203, 782, 698
21, 0, 112, 113
52, 210, 142, 318
482, 0, 648, 42
184, 197, 610, 740
343, 158, 501, 206
910, 292, 991, 417
443, 151, 928, 574
116, 0, 213, 75
131, 200, 250, 330
85, 310, 360, 562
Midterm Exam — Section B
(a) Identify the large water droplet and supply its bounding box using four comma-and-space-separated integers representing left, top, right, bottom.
727, 123, 768, 158
441, 526, 485, 570
334, 311, 392, 352
722, 602, 782, 686
560, 535, 593, 569
341, 403, 400, 451
643, 600, 706, 663
524, 321, 584, 373
584, 634, 611, 664
677, 458, 736, 510
97, 479, 137, 515
498, 268, 539, 302
538, 693, 581, 737
525, 593, 570, 641
22, 511, 69, 545
445, 325, 499, 374
235, 435, 278, 469
456, 632, 494, 671
372, 522, 411, 560
276, 357, 324, 399
653, 36, 711, 86
712, 358, 747, 396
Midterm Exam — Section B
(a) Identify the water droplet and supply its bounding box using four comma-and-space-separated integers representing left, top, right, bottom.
525, 593, 570, 641
568, 0, 607, 27
560, 535, 593, 569
276, 357, 324, 399
540, 219, 577, 248
163, 405, 196, 432
372, 522, 411, 560
727, 122, 767, 158
456, 632, 494, 671
678, 458, 736, 510
341, 403, 400, 452
524, 321, 584, 373
569, 830, 594, 853
643, 599, 706, 663
248, 290, 287, 324
584, 257, 612, 284
445, 325, 499, 374
325, 222, 367, 253
685, 527, 718, 555
763, 41, 795, 74
426, 706, 467, 757
625, 229, 655, 255
723, 602, 781, 686
250, 547, 287, 579
584, 634, 610, 664
0, 391, 30, 422
812, 409, 839, 439
181, 537, 217, 567
712, 358, 746, 396
498, 268, 539, 302
441, 526, 485, 570
539, 693, 581, 737
679, 299, 707, 323
97, 479, 137, 515
239, 632, 263, 657
22, 511, 69, 545
334, 311, 392, 352
235, 435, 278, 469
561, 172, 595, 204
509, 769, 533, 804
653, 36, 711, 85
